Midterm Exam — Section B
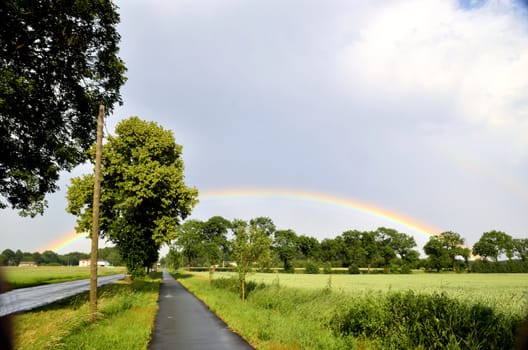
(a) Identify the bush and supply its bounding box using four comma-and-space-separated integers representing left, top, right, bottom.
304, 261, 320, 274
348, 264, 360, 274
330, 291, 522, 349
211, 277, 264, 298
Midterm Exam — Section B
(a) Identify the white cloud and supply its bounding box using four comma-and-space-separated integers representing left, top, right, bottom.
338, 0, 528, 146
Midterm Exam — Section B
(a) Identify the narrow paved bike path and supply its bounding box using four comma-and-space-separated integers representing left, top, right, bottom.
149, 270, 253, 350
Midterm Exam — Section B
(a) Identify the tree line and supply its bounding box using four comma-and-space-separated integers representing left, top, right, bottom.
0, 247, 124, 267
162, 216, 528, 275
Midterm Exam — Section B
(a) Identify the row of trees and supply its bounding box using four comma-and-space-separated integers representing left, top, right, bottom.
0, 247, 124, 266
164, 216, 528, 275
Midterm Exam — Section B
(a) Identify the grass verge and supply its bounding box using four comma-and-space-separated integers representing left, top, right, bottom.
2, 266, 127, 289
13, 272, 160, 350
175, 271, 526, 349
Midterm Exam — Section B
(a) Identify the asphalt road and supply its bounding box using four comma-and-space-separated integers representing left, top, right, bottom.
149, 270, 254, 350
0, 274, 125, 316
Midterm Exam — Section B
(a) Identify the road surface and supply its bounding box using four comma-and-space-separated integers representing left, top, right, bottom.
0, 274, 125, 316
149, 270, 254, 350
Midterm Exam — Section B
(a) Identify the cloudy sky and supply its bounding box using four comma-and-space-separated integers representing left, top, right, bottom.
1, 0, 528, 254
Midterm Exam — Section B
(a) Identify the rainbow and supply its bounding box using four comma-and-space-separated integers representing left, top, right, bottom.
200, 188, 441, 237
39, 230, 88, 253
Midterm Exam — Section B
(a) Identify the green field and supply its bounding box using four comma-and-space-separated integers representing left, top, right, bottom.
180, 271, 528, 349
211, 271, 528, 314
1, 266, 127, 289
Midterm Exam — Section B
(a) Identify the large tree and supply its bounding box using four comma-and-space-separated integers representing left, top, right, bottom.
273, 229, 298, 272
175, 219, 205, 270
0, 0, 127, 215
472, 230, 514, 261
66, 117, 198, 276
424, 231, 470, 271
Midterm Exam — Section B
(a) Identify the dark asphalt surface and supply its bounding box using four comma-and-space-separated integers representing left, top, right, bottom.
0, 273, 125, 316
149, 270, 254, 350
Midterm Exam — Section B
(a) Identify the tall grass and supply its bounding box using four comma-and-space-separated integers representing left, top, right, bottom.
13, 272, 160, 350
178, 272, 527, 349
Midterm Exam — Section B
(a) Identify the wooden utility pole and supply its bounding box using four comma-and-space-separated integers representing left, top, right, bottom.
90, 104, 105, 322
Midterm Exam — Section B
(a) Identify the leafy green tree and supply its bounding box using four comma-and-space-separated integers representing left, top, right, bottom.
232, 219, 272, 302
341, 230, 367, 267
175, 220, 204, 270
273, 229, 298, 272
513, 238, 528, 262
66, 117, 198, 277
472, 230, 514, 261
362, 231, 381, 272
0, 0, 126, 215
1, 249, 15, 266
296, 235, 320, 261
163, 247, 182, 269
423, 237, 449, 272
41, 250, 60, 265
424, 231, 469, 271
202, 216, 231, 267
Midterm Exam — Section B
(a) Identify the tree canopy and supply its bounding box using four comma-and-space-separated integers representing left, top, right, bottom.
0, 0, 127, 215
66, 117, 197, 276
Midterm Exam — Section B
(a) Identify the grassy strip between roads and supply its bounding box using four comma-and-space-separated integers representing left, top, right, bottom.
13, 272, 160, 350
175, 271, 527, 349
2, 266, 128, 289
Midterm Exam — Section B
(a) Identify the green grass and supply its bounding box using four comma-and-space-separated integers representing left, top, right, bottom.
191, 271, 528, 315
13, 272, 160, 350
1, 266, 127, 289
177, 271, 528, 349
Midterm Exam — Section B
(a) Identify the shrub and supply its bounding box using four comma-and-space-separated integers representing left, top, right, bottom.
348, 264, 360, 274
211, 277, 264, 298
330, 291, 522, 349
323, 263, 333, 274
304, 261, 319, 274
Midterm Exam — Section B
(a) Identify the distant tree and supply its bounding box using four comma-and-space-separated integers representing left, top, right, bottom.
249, 217, 276, 237
513, 238, 528, 262
202, 216, 231, 268
362, 231, 381, 272
14, 249, 23, 265
60, 251, 89, 266
1, 249, 15, 266
341, 230, 367, 267
66, 117, 198, 277
472, 230, 514, 261
232, 219, 272, 302
97, 247, 122, 266
41, 250, 60, 265
0, 0, 126, 215
424, 231, 469, 271
163, 247, 182, 269
175, 220, 204, 270
320, 237, 346, 265
273, 229, 298, 272
296, 235, 320, 261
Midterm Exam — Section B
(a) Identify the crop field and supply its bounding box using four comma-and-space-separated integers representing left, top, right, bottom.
1, 266, 127, 289
192, 271, 528, 315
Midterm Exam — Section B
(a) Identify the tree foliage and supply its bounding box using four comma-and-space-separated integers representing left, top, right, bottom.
232, 218, 272, 301
66, 117, 197, 277
273, 229, 298, 272
0, 0, 127, 215
424, 231, 470, 271
472, 230, 514, 261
